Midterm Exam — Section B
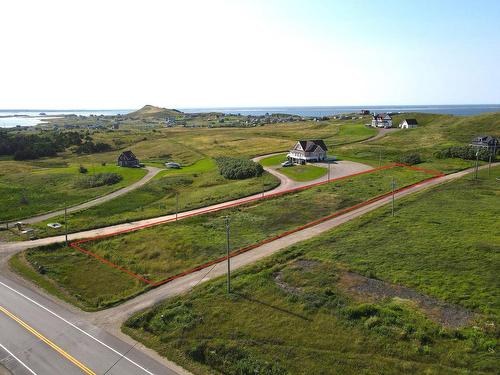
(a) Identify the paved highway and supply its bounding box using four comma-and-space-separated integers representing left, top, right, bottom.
0, 275, 180, 375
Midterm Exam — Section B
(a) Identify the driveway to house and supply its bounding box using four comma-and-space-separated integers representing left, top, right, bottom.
359, 127, 399, 143
252, 153, 373, 190
9, 166, 163, 226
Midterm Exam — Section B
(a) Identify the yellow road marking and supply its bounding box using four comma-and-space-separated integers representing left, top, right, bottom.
0, 305, 96, 375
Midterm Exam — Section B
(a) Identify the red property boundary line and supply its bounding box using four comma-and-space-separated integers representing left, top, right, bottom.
69, 164, 445, 287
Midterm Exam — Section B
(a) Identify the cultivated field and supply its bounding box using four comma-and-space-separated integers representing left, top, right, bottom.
122, 167, 500, 375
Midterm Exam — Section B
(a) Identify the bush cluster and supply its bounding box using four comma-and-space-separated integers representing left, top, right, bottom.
0, 130, 83, 160
397, 153, 422, 165
188, 342, 287, 375
215, 157, 264, 180
75, 141, 112, 154
434, 145, 495, 161
76, 173, 122, 188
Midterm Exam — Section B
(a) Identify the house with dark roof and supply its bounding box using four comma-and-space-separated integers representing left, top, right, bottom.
371, 113, 392, 128
287, 140, 328, 164
117, 150, 140, 167
470, 135, 499, 154
399, 118, 418, 129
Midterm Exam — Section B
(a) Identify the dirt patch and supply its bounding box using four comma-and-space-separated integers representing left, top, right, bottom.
273, 259, 320, 295
339, 272, 475, 328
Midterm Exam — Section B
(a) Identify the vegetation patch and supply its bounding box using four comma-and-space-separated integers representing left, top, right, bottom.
339, 271, 475, 328
434, 145, 496, 161
75, 172, 123, 188
215, 156, 264, 180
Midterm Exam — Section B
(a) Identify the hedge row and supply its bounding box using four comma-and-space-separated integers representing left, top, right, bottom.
434, 146, 495, 161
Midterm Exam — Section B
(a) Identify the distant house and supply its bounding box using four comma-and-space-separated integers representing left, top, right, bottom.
287, 140, 328, 164
470, 135, 499, 154
360, 109, 370, 115
399, 118, 418, 129
117, 150, 140, 167
371, 113, 392, 128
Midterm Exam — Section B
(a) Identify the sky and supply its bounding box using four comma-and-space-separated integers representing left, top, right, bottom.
1, 0, 499, 109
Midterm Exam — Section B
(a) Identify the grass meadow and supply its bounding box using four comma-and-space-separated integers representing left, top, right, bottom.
11, 166, 433, 310
0, 162, 146, 222
277, 164, 327, 181
336, 112, 500, 172
121, 166, 500, 375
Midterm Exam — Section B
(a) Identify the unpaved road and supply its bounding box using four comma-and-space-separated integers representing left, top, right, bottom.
0, 159, 372, 254
359, 127, 399, 143
88, 163, 498, 333
10, 166, 163, 225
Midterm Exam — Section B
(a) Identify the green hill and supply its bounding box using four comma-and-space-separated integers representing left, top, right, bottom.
127, 105, 182, 119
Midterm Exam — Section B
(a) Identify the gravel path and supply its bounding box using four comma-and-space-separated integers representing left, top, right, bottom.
87, 163, 498, 331
9, 166, 163, 225
0, 158, 372, 253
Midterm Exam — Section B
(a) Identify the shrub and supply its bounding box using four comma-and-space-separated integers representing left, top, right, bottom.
79, 165, 88, 174
398, 153, 422, 165
76, 173, 122, 188
215, 157, 264, 180
434, 145, 494, 161
187, 342, 287, 375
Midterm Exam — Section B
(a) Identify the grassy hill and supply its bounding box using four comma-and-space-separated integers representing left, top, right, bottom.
337, 112, 500, 172
126, 104, 183, 119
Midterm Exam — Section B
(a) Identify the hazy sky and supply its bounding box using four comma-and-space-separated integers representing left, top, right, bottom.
1, 0, 499, 109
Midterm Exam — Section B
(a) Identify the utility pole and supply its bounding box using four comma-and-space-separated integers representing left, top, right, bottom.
64, 206, 68, 245
391, 177, 395, 217
175, 192, 179, 221
327, 161, 331, 181
225, 216, 231, 294
488, 147, 494, 178
474, 148, 479, 180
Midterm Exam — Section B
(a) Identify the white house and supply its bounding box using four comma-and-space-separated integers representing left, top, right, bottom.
399, 118, 418, 129
287, 140, 328, 164
371, 113, 393, 128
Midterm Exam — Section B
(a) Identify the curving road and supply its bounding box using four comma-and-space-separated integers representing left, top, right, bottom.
10, 166, 163, 226
89, 163, 499, 334
0, 159, 373, 254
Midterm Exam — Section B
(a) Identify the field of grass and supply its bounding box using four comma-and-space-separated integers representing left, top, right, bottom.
0, 162, 146, 221
336, 112, 500, 173
12, 166, 434, 310
277, 164, 327, 181
122, 166, 500, 375
31, 167, 280, 238
259, 153, 288, 167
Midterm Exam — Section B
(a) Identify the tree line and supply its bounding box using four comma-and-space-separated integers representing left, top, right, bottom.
0, 130, 112, 160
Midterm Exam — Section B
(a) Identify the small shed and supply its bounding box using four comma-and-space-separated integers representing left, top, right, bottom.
117, 150, 140, 167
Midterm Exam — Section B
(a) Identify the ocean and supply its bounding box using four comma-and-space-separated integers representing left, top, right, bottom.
1, 105, 499, 128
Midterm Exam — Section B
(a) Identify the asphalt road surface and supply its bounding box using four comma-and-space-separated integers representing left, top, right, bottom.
0, 275, 181, 375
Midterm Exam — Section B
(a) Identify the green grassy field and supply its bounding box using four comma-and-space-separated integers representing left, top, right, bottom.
31, 168, 280, 238
0, 162, 146, 221
336, 112, 500, 172
277, 164, 327, 181
0, 120, 375, 222
122, 166, 500, 375
259, 153, 288, 167
12, 166, 433, 310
